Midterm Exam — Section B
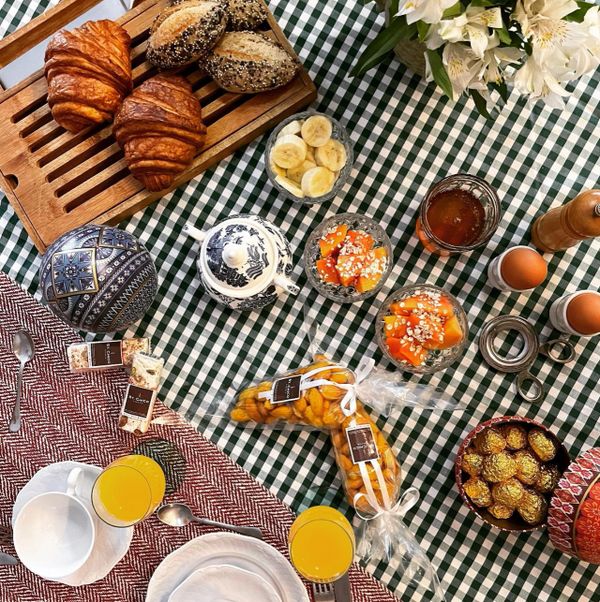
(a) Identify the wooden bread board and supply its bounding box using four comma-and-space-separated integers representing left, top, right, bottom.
0, 0, 317, 251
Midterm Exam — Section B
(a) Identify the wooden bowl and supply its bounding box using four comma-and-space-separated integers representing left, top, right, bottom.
455, 415, 571, 532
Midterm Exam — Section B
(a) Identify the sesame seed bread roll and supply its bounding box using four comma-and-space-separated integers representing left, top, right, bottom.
147, 0, 227, 69
203, 31, 300, 94
222, 0, 269, 31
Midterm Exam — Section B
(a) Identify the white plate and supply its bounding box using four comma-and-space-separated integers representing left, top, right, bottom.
168, 565, 281, 602
146, 532, 309, 602
12, 461, 133, 586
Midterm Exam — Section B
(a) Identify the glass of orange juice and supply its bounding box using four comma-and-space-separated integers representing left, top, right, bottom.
91, 454, 166, 527
289, 506, 355, 583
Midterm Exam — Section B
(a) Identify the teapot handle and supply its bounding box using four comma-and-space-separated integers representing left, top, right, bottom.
274, 274, 300, 296
183, 223, 206, 242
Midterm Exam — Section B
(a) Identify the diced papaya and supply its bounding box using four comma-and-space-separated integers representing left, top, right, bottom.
383, 316, 408, 338
356, 247, 388, 293
385, 337, 427, 366
441, 315, 464, 349
319, 224, 349, 258
336, 254, 365, 287
316, 257, 340, 285
389, 302, 411, 316
341, 229, 374, 255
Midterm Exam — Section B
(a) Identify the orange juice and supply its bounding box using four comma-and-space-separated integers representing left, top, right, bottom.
92, 455, 165, 527
289, 506, 355, 583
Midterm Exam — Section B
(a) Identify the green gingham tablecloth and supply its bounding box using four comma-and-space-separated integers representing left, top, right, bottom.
1, 0, 599, 601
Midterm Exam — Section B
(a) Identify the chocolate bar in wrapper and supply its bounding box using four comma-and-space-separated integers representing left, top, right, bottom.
464, 477, 492, 508
482, 451, 517, 483
528, 429, 557, 462
474, 428, 506, 455
514, 450, 540, 485
517, 489, 548, 524
67, 338, 150, 372
502, 425, 527, 451
492, 478, 524, 508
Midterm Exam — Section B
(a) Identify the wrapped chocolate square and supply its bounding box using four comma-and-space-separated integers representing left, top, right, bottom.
67, 338, 150, 372
119, 353, 164, 436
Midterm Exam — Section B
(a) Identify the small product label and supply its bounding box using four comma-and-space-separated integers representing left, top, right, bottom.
89, 341, 123, 368
271, 375, 303, 405
122, 384, 155, 418
346, 424, 380, 464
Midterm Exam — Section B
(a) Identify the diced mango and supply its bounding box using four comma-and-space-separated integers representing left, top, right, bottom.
390, 294, 454, 317
385, 337, 427, 366
341, 229, 374, 255
441, 315, 464, 349
336, 254, 365, 287
319, 224, 349, 257
356, 247, 388, 293
316, 257, 340, 285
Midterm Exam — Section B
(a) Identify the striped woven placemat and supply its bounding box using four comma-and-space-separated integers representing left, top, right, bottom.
0, 271, 398, 602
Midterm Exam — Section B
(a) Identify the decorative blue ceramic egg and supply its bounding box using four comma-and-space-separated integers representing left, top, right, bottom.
39, 225, 158, 333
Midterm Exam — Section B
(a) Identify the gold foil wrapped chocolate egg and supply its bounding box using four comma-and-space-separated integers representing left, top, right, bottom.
463, 448, 484, 476
514, 450, 541, 486
517, 489, 548, 524
482, 452, 517, 483
474, 428, 506, 455
464, 477, 492, 508
535, 464, 560, 494
492, 477, 525, 508
502, 425, 527, 451
528, 429, 557, 462
488, 503, 513, 520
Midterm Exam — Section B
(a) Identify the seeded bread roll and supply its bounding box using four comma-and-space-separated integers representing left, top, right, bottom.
147, 0, 227, 69
222, 0, 269, 31
203, 31, 300, 94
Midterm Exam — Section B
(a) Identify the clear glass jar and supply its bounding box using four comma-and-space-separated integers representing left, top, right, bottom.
415, 174, 501, 256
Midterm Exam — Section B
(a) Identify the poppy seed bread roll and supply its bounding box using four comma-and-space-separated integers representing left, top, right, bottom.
147, 0, 227, 69
203, 31, 300, 94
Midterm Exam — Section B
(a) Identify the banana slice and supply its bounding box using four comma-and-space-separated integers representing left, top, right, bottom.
301, 116, 333, 147
315, 139, 347, 172
301, 166, 336, 198
271, 135, 307, 169
275, 175, 304, 197
287, 160, 317, 184
269, 159, 287, 178
306, 145, 315, 162
277, 120, 303, 138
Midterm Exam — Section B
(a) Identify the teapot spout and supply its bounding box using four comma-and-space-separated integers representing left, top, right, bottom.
183, 222, 206, 242
274, 274, 300, 296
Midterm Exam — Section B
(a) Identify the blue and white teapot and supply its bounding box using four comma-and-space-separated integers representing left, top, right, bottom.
184, 214, 299, 311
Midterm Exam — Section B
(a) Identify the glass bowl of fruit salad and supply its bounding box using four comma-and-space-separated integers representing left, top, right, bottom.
376, 284, 469, 374
304, 213, 393, 303
265, 111, 354, 204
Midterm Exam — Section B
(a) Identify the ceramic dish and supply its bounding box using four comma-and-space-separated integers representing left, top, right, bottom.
265, 110, 353, 204
146, 532, 309, 602
455, 416, 571, 532
376, 283, 468, 374
304, 213, 393, 303
12, 461, 133, 586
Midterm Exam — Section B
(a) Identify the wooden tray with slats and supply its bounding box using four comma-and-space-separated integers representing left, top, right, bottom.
0, 0, 317, 251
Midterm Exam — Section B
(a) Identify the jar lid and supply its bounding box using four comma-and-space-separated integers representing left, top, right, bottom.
199, 217, 278, 298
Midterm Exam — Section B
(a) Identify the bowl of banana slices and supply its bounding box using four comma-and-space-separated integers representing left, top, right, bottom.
265, 111, 354, 204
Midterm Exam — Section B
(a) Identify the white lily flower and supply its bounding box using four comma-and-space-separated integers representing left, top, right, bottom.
512, 50, 571, 109
562, 6, 600, 77
482, 47, 524, 83
441, 43, 487, 98
514, 0, 579, 38
437, 7, 504, 58
396, 0, 457, 25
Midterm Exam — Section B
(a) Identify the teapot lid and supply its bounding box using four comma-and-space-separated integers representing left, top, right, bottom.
200, 217, 279, 298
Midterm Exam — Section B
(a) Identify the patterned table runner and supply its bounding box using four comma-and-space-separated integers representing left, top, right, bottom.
0, 272, 397, 602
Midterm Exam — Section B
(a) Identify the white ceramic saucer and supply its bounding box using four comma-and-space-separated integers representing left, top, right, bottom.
168, 565, 281, 602
146, 532, 309, 602
12, 461, 134, 586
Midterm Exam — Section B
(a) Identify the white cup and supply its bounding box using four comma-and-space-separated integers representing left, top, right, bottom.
13, 468, 95, 580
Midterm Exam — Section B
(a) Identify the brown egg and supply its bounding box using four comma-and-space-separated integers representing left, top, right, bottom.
500, 247, 548, 290
567, 292, 600, 335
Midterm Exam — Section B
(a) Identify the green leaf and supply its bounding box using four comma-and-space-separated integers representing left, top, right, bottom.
389, 0, 399, 13
497, 25, 512, 45
470, 90, 490, 118
469, 0, 497, 7
417, 21, 430, 42
351, 17, 417, 76
442, 1, 464, 18
565, 0, 595, 22
426, 49, 454, 100
491, 80, 509, 102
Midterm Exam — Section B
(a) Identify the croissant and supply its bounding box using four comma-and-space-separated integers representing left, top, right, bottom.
114, 74, 206, 192
44, 20, 132, 132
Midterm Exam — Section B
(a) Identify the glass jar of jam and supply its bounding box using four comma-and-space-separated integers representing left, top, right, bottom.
416, 174, 501, 256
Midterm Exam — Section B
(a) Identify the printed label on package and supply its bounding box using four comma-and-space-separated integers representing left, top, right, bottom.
271, 375, 303, 405
346, 424, 379, 464
89, 341, 123, 368
123, 384, 155, 418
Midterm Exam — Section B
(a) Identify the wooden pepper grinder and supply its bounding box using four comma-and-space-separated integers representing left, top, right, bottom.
531, 189, 600, 252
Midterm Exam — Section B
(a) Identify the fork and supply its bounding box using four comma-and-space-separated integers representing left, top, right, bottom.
312, 582, 335, 601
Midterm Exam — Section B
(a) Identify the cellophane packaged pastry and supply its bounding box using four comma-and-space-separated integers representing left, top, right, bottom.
119, 353, 164, 436
67, 338, 150, 372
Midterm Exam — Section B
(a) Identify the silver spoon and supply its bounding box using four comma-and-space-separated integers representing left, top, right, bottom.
157, 503, 263, 540
9, 330, 35, 433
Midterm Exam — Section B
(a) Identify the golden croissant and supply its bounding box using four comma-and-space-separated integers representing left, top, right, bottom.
44, 19, 132, 133
114, 74, 207, 192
